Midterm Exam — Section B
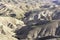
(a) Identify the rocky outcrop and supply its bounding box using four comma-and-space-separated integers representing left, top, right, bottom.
16, 20, 60, 40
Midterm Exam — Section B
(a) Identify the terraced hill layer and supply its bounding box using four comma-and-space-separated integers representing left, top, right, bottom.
0, 0, 60, 40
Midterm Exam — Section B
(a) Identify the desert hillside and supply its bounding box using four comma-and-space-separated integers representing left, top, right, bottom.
0, 0, 60, 40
